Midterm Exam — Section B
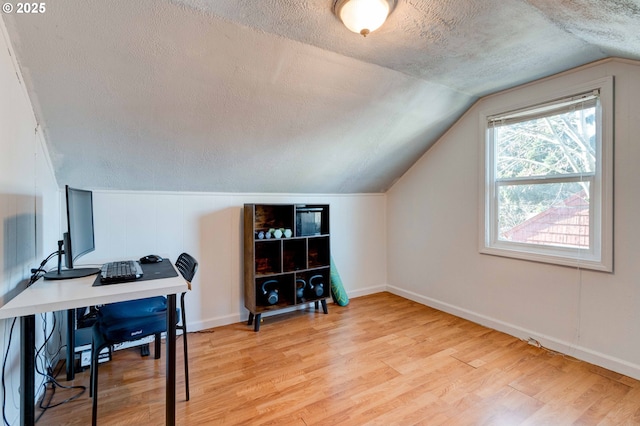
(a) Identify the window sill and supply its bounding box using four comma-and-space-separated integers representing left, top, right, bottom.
479, 244, 612, 272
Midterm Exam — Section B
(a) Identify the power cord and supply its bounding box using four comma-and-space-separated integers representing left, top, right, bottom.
33, 310, 85, 422
2, 250, 82, 425
28, 250, 60, 283
520, 337, 582, 363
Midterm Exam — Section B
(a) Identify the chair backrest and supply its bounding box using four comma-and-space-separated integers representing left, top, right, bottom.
175, 252, 198, 289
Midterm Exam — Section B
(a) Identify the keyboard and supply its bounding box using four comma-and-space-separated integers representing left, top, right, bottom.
100, 260, 144, 284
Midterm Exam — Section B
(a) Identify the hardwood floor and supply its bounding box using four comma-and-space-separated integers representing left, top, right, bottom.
39, 292, 640, 425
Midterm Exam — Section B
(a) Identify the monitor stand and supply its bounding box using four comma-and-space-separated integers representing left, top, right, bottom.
42, 239, 100, 280
43, 267, 101, 280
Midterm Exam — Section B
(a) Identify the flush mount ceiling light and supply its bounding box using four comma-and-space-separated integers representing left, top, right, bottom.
333, 0, 397, 37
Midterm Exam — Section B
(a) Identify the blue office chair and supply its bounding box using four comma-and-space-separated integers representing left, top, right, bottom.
90, 253, 198, 426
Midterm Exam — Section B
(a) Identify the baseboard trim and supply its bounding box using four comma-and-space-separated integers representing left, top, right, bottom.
190, 300, 338, 331
190, 313, 243, 331
189, 285, 386, 331
189, 285, 640, 381
386, 285, 640, 381
347, 285, 386, 299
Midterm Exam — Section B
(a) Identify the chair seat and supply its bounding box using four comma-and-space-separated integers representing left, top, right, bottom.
96, 296, 167, 342
98, 296, 167, 320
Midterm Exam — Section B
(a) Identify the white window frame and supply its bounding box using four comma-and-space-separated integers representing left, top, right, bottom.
479, 77, 613, 272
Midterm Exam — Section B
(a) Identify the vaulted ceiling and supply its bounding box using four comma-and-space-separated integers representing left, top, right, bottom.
4, 0, 640, 193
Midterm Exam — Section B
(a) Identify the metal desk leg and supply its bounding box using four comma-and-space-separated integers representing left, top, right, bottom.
66, 309, 76, 380
166, 294, 177, 425
21, 314, 35, 426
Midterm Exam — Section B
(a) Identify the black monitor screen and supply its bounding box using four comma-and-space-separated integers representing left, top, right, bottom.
44, 185, 100, 280
65, 185, 96, 268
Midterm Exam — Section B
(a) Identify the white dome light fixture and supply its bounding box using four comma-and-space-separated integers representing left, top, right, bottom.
333, 0, 397, 37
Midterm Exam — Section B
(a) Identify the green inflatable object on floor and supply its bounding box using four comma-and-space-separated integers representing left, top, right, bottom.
330, 256, 349, 306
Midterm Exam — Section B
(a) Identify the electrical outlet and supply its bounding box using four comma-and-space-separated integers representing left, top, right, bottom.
81, 350, 91, 367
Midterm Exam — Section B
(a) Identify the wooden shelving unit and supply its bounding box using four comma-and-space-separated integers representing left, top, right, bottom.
243, 204, 330, 331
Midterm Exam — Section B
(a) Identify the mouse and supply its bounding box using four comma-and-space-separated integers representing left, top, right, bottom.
140, 254, 163, 264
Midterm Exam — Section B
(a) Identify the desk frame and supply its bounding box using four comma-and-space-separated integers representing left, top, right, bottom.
0, 264, 187, 425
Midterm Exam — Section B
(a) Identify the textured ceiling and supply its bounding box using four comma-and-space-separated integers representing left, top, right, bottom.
3, 0, 640, 193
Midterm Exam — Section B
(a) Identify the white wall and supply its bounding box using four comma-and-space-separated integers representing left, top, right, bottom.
0, 18, 60, 423
387, 58, 640, 379
78, 191, 387, 330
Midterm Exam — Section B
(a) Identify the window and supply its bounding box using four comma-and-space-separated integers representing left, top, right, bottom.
480, 77, 613, 271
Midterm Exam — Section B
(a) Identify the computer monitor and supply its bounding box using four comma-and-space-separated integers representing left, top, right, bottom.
44, 185, 101, 280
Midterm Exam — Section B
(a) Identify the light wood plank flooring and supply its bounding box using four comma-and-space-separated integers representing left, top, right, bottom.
38, 292, 640, 425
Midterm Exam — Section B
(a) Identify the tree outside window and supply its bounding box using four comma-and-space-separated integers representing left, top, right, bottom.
494, 104, 595, 249
480, 77, 613, 271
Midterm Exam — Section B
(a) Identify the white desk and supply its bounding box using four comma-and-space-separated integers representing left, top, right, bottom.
0, 263, 187, 425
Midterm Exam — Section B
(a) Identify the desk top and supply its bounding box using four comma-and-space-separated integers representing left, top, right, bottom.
0, 261, 187, 319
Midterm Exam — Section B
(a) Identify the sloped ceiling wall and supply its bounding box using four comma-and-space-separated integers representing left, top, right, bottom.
3, 0, 639, 193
